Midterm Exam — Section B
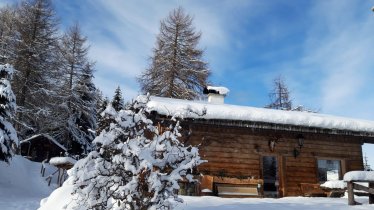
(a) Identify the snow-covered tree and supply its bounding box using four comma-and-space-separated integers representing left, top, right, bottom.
69, 95, 204, 210
111, 86, 124, 112
67, 63, 96, 155
0, 64, 18, 163
0, 6, 18, 65
138, 7, 210, 100
50, 23, 95, 155
96, 94, 110, 135
11, 0, 60, 138
265, 76, 292, 110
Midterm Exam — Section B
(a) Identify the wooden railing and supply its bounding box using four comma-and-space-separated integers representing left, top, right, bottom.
346, 180, 374, 205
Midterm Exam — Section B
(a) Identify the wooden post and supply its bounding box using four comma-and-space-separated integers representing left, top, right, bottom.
57, 168, 61, 186
369, 182, 374, 205
58, 169, 64, 187
347, 181, 355, 205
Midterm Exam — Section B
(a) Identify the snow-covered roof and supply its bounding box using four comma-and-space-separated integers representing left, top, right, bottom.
20, 134, 67, 151
145, 96, 374, 135
205, 86, 229, 95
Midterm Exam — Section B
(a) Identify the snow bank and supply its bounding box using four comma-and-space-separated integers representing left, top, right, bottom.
49, 157, 76, 166
145, 96, 374, 133
0, 155, 54, 210
321, 180, 347, 189
343, 171, 374, 181
39, 177, 76, 210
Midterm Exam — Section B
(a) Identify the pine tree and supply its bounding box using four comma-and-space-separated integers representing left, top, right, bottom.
0, 64, 18, 163
69, 95, 205, 209
67, 63, 96, 155
138, 7, 210, 100
265, 76, 292, 110
96, 95, 110, 135
11, 0, 60, 138
111, 86, 124, 112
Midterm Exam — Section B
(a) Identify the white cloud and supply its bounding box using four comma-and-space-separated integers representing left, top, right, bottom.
68, 0, 232, 98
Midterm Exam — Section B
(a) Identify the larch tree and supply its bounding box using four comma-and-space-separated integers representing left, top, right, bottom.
54, 23, 95, 155
12, 0, 60, 139
138, 7, 210, 100
111, 86, 124, 112
0, 64, 18, 163
265, 76, 292, 110
69, 95, 205, 210
0, 6, 18, 65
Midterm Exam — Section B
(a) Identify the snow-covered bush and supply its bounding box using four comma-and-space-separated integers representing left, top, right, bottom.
69, 95, 204, 210
0, 64, 18, 163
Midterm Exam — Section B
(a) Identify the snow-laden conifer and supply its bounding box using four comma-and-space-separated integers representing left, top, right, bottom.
111, 86, 124, 112
69, 95, 204, 210
66, 63, 96, 155
96, 95, 110, 135
0, 64, 18, 163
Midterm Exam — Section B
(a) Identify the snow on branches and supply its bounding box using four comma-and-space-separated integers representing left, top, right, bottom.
0, 64, 18, 163
69, 95, 205, 210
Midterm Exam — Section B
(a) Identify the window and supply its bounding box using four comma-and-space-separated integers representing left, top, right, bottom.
317, 159, 341, 182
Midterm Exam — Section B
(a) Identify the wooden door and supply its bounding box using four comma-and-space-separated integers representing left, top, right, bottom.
262, 156, 279, 197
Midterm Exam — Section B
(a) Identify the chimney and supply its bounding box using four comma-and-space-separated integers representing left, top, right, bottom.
203, 86, 229, 104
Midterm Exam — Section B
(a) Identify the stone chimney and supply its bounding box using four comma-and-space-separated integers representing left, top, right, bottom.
203, 86, 229, 104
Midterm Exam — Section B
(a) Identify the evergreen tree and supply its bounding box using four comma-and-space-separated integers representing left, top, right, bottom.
0, 64, 18, 163
265, 76, 292, 110
111, 86, 124, 112
96, 94, 110, 135
69, 95, 204, 209
138, 7, 210, 100
67, 63, 96, 155
11, 0, 59, 138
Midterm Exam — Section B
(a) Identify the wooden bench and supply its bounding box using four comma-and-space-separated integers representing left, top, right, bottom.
216, 183, 260, 197
200, 175, 263, 197
346, 181, 374, 205
300, 183, 326, 197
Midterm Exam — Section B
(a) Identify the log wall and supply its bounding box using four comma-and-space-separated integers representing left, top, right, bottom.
184, 122, 365, 197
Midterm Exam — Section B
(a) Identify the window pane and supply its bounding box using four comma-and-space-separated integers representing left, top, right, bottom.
317, 159, 341, 182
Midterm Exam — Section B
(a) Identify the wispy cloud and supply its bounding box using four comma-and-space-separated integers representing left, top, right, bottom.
53, 0, 235, 100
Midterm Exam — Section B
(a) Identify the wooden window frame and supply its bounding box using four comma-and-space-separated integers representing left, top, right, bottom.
315, 157, 345, 183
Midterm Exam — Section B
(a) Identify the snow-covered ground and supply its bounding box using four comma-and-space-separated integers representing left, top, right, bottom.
0, 156, 55, 210
175, 196, 373, 210
40, 178, 374, 210
1, 156, 373, 210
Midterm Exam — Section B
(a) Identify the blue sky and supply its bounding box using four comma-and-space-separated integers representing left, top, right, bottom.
2, 0, 374, 168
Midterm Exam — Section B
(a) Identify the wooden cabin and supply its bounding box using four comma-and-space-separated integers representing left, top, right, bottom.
144, 90, 374, 198
20, 134, 67, 162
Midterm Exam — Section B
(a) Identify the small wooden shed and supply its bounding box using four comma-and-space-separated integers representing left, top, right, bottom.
20, 134, 67, 162
145, 95, 374, 198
